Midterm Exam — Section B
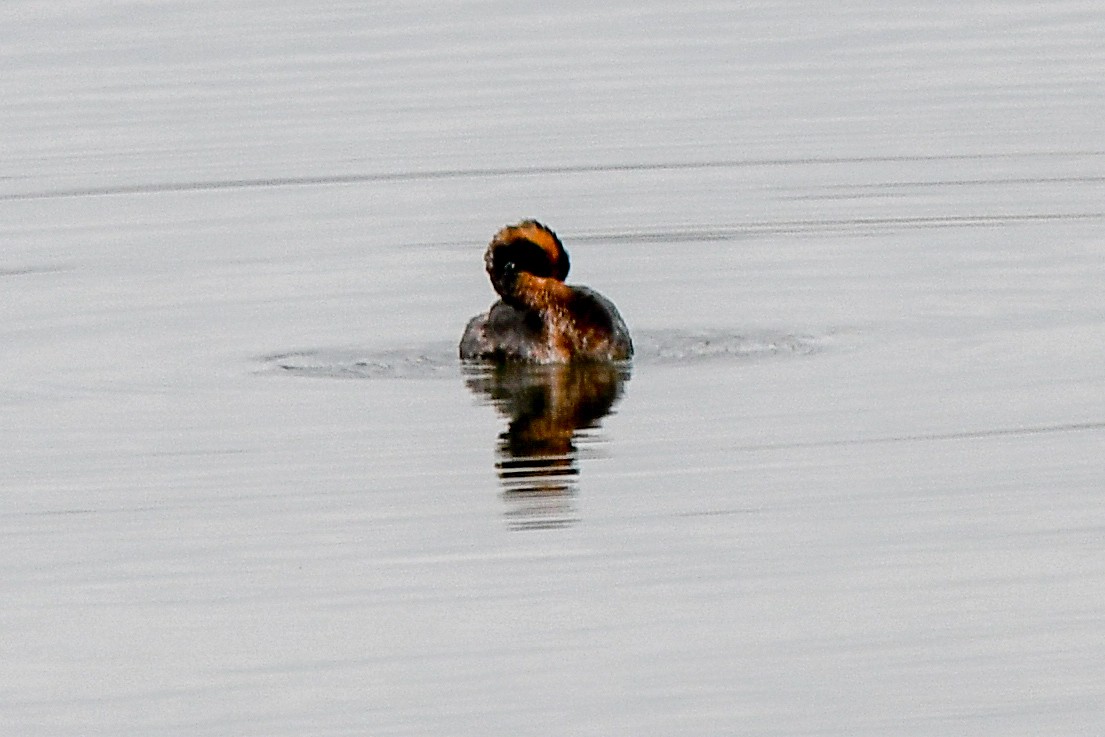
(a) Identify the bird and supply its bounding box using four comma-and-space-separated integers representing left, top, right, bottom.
459, 220, 632, 363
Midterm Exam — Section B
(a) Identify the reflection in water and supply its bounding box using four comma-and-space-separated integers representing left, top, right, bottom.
463, 362, 630, 530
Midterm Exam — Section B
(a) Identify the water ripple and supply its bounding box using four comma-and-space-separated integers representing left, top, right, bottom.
260, 329, 822, 380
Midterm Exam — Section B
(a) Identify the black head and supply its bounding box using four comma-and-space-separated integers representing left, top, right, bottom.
484, 220, 570, 299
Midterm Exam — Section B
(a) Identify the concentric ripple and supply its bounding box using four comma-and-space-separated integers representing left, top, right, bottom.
261, 329, 823, 379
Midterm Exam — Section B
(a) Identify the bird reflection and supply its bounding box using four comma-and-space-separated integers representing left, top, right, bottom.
463, 361, 630, 530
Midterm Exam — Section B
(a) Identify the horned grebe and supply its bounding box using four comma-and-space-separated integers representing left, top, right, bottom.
459, 221, 633, 363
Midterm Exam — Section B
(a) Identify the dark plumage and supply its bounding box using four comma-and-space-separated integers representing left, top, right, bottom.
460, 220, 632, 363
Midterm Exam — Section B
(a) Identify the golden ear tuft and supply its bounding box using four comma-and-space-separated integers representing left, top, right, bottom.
489, 220, 569, 280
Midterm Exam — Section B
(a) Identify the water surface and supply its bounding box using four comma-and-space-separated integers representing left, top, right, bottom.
3, 2, 1104, 735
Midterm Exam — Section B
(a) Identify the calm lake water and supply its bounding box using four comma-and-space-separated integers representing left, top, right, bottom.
3, 2, 1104, 735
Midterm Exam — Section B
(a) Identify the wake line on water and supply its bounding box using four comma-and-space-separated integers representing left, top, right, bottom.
726, 421, 1105, 453
794, 174, 1105, 191
4, 149, 1103, 201
569, 212, 1105, 242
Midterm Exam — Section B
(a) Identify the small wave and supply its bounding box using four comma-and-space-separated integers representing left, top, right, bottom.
263, 345, 459, 380
0, 265, 68, 278
632, 329, 821, 365
260, 330, 822, 379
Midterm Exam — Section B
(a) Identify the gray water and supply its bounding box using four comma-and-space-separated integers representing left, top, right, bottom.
3, 2, 1105, 735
